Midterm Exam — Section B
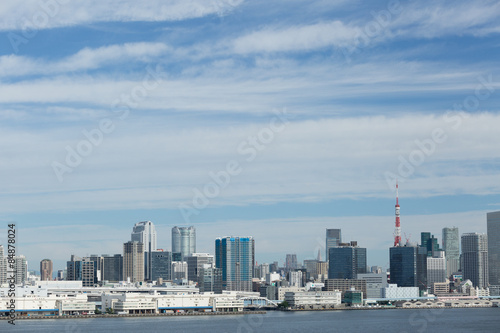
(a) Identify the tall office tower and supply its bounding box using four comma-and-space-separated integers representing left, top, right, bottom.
390, 245, 417, 287
285, 254, 298, 271
215, 236, 255, 292
421, 232, 440, 256
186, 253, 214, 284
102, 254, 123, 282
123, 241, 144, 283
326, 229, 342, 262
172, 261, 188, 280
328, 243, 367, 279
416, 246, 428, 291
426, 251, 447, 292
14, 255, 28, 285
0, 245, 6, 285
82, 258, 96, 287
172, 226, 196, 259
131, 221, 157, 281
151, 251, 172, 281
461, 233, 488, 288
66, 255, 82, 281
200, 266, 223, 293
40, 259, 53, 281
88, 255, 104, 283
487, 211, 500, 286
442, 227, 460, 275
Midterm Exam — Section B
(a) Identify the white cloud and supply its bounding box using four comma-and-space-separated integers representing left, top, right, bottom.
0, 0, 245, 31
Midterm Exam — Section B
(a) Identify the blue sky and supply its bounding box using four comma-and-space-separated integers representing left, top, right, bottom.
1, 0, 500, 272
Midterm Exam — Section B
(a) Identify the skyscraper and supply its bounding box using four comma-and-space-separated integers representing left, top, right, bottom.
326, 229, 341, 262
215, 236, 255, 292
285, 254, 298, 271
151, 250, 172, 281
186, 253, 214, 284
390, 245, 417, 287
40, 259, 53, 281
66, 255, 82, 281
172, 226, 196, 259
328, 243, 367, 279
131, 221, 157, 281
123, 241, 144, 283
487, 211, 500, 286
102, 254, 123, 282
442, 227, 460, 275
14, 255, 28, 285
461, 233, 488, 288
426, 251, 447, 292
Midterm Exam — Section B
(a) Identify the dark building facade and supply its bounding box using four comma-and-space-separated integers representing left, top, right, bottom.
390, 246, 417, 287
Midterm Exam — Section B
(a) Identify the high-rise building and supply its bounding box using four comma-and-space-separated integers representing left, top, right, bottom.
102, 254, 123, 282
427, 251, 447, 292
461, 233, 488, 288
416, 246, 428, 290
14, 255, 28, 285
326, 229, 341, 262
172, 226, 196, 260
131, 221, 157, 281
442, 227, 460, 275
328, 243, 367, 280
390, 245, 417, 287
487, 211, 500, 286
215, 236, 255, 291
88, 255, 104, 284
151, 251, 172, 281
0, 245, 6, 285
200, 266, 223, 294
40, 259, 53, 281
186, 253, 213, 284
285, 254, 298, 271
66, 255, 82, 281
172, 261, 188, 280
82, 258, 97, 287
123, 241, 144, 283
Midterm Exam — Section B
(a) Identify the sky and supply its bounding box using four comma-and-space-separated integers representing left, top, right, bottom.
1, 0, 500, 273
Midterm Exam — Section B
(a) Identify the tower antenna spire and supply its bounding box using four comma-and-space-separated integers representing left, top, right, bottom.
394, 180, 401, 247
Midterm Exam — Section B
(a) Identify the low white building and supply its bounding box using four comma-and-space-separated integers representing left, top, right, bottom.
284, 291, 341, 308
277, 287, 306, 301
383, 284, 419, 299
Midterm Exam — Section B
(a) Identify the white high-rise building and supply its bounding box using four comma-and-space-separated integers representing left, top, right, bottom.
442, 227, 460, 276
427, 251, 447, 293
172, 226, 196, 259
131, 221, 157, 280
461, 233, 488, 288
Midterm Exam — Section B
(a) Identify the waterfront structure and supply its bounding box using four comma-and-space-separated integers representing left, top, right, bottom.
215, 236, 255, 292
383, 284, 419, 298
442, 227, 460, 275
186, 253, 214, 284
325, 229, 341, 262
328, 242, 367, 280
357, 273, 388, 298
323, 279, 367, 298
40, 259, 53, 281
461, 233, 488, 288
172, 226, 196, 260
285, 254, 298, 270
487, 211, 500, 286
102, 254, 123, 282
284, 291, 341, 308
123, 241, 144, 283
131, 221, 157, 281
390, 245, 417, 287
151, 251, 172, 281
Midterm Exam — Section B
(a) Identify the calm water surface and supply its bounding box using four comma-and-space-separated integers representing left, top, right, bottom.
2, 308, 499, 332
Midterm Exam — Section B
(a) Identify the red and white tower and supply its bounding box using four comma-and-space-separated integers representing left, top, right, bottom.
394, 181, 402, 247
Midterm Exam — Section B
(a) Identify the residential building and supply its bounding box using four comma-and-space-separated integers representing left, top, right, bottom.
123, 241, 144, 283
215, 236, 255, 292
40, 259, 53, 281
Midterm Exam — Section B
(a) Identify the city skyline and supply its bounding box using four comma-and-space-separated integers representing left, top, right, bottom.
1, 0, 500, 276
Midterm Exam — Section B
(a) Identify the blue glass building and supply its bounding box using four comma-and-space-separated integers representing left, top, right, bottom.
328, 246, 367, 279
215, 236, 255, 291
390, 246, 417, 287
